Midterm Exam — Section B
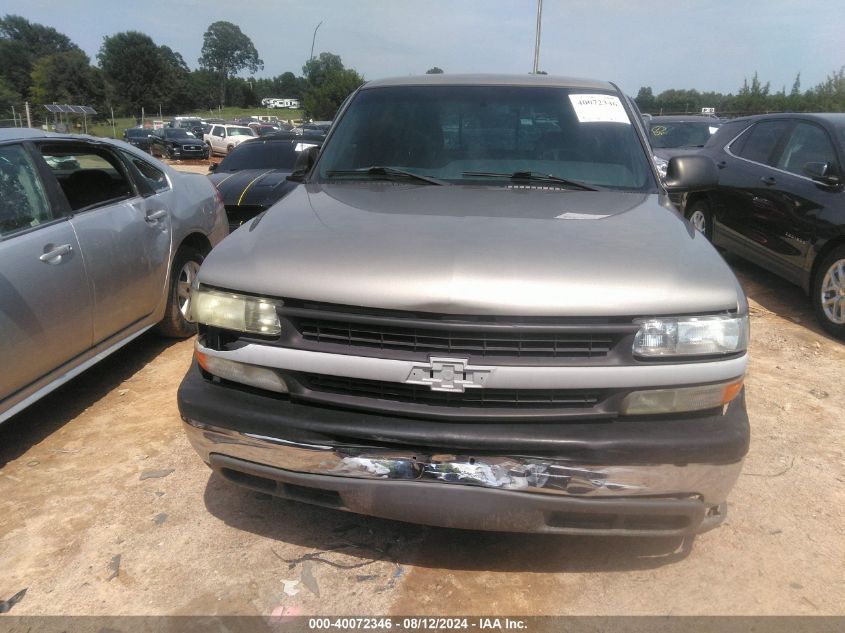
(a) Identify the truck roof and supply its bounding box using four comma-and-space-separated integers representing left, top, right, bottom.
361, 73, 616, 91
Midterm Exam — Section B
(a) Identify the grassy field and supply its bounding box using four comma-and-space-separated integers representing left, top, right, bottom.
84, 106, 305, 139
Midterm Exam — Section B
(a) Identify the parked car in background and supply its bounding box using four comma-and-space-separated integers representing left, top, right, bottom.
204, 124, 256, 156
169, 117, 206, 140
0, 128, 228, 424
180, 74, 749, 538
681, 113, 845, 337
648, 115, 721, 177
123, 127, 152, 153
255, 124, 282, 137
150, 127, 209, 160
208, 132, 322, 231
292, 121, 332, 138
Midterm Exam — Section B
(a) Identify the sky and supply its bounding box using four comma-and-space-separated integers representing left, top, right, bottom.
3, 0, 843, 97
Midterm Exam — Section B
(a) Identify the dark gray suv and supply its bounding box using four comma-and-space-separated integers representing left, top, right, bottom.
179, 75, 750, 538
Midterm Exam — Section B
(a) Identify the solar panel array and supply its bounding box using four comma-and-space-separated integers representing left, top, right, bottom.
43, 104, 97, 114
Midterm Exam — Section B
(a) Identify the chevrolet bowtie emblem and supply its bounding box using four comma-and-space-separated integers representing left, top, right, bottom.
405, 357, 493, 393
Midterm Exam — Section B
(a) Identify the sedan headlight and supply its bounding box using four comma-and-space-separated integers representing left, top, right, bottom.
633, 315, 748, 357
191, 287, 282, 336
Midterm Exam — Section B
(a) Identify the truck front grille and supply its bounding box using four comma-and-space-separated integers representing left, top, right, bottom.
276, 300, 638, 365
303, 374, 603, 409
297, 318, 613, 358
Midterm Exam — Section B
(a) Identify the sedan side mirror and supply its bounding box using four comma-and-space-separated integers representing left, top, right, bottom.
663, 155, 719, 193
803, 162, 840, 186
286, 145, 319, 183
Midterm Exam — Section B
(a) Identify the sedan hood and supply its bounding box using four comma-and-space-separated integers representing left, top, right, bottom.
200, 184, 744, 317
209, 169, 296, 209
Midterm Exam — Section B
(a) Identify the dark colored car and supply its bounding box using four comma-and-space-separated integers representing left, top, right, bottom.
208, 133, 322, 230
170, 118, 206, 140
122, 127, 152, 153
681, 113, 845, 337
648, 115, 721, 178
150, 128, 209, 160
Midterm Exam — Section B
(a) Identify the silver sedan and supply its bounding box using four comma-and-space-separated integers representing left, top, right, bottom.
0, 129, 228, 424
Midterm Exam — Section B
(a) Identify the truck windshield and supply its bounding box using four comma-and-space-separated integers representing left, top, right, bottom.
317, 85, 655, 190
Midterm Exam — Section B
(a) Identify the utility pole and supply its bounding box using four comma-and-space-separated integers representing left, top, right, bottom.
310, 21, 323, 61
111, 107, 117, 138
11, 105, 16, 128
24, 101, 32, 127
532, 0, 543, 74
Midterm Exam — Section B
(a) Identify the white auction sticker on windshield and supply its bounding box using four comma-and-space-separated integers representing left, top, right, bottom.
568, 94, 630, 124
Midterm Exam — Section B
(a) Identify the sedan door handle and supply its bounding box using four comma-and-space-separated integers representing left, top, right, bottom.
716, 160, 727, 169
145, 209, 168, 222
39, 243, 73, 264
760, 176, 777, 186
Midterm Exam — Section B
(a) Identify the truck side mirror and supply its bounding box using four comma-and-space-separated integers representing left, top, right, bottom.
663, 155, 719, 193
287, 145, 319, 183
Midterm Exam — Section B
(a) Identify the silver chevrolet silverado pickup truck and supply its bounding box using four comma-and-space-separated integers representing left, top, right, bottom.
179, 74, 750, 537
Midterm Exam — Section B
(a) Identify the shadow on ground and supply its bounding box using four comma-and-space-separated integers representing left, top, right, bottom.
0, 332, 177, 468
202, 472, 693, 575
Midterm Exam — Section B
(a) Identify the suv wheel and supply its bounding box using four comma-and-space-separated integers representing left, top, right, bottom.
813, 245, 845, 339
155, 245, 205, 338
226, 144, 234, 154
686, 200, 712, 240
206, 141, 214, 156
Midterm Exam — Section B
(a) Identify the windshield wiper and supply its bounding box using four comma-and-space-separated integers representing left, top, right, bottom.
461, 170, 598, 191
326, 166, 447, 186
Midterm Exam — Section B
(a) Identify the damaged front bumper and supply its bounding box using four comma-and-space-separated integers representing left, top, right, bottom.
183, 418, 743, 536
179, 363, 748, 536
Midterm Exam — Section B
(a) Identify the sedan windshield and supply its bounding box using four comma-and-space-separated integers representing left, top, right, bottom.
125, 129, 148, 138
218, 141, 318, 171
648, 121, 719, 149
317, 85, 655, 190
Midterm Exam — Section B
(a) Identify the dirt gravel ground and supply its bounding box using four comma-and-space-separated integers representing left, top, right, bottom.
1, 171, 843, 616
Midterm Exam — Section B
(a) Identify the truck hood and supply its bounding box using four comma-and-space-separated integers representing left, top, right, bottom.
199, 183, 744, 317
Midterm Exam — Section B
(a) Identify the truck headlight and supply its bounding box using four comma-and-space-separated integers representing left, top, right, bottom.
191, 287, 282, 336
620, 378, 744, 415
633, 315, 748, 357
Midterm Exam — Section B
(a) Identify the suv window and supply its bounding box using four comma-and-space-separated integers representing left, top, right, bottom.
40, 146, 134, 211
775, 122, 837, 176
212, 126, 224, 136
0, 144, 53, 237
730, 120, 791, 165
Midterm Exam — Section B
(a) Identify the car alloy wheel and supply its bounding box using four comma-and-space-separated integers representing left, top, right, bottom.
685, 200, 712, 240
177, 259, 201, 318
690, 209, 707, 233
820, 257, 845, 325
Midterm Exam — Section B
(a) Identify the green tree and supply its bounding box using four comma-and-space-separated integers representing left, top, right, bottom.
99, 31, 175, 116
634, 86, 655, 113
0, 15, 80, 97
301, 52, 364, 120
0, 76, 21, 116
198, 21, 263, 108
426, 66, 444, 74
30, 49, 101, 107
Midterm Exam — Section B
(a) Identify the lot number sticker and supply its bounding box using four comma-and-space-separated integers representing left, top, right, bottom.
569, 94, 630, 124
